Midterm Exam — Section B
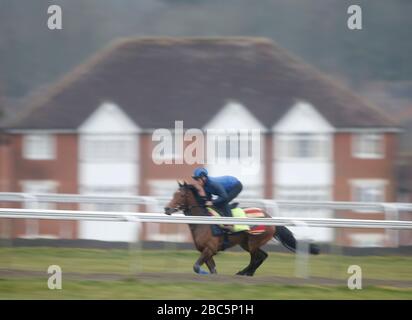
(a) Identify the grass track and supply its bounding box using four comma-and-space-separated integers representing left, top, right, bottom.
0, 247, 411, 299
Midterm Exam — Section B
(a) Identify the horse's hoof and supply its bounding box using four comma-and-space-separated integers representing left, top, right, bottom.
194, 265, 209, 275
198, 268, 209, 275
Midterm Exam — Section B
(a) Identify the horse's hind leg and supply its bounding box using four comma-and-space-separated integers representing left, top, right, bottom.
238, 228, 273, 276
236, 240, 253, 276
236, 249, 268, 276
236, 255, 253, 276
243, 249, 268, 276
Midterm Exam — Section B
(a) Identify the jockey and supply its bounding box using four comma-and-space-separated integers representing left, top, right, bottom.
192, 167, 243, 217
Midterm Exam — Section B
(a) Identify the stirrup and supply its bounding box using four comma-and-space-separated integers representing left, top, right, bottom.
221, 225, 235, 233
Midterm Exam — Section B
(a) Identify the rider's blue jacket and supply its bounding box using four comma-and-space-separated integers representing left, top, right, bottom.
203, 176, 240, 206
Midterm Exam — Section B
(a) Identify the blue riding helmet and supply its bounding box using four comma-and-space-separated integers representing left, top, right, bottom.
192, 167, 208, 179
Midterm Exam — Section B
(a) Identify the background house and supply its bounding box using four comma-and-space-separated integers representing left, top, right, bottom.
0, 37, 402, 247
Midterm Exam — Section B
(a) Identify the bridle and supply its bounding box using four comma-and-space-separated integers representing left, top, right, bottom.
172, 186, 208, 215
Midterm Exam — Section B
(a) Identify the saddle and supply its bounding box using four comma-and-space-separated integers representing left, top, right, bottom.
207, 204, 266, 236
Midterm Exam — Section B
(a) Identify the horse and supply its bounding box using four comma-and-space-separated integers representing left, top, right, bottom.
164, 181, 320, 276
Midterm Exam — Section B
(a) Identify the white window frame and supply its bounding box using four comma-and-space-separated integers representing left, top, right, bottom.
350, 179, 387, 213
79, 185, 137, 212
214, 133, 261, 162
349, 233, 386, 247
22, 134, 56, 160
239, 185, 264, 199
275, 133, 331, 161
273, 185, 332, 218
21, 180, 58, 209
80, 134, 137, 163
352, 133, 384, 159
275, 185, 331, 201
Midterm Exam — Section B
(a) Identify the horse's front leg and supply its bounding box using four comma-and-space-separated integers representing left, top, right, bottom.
205, 257, 217, 274
193, 248, 214, 275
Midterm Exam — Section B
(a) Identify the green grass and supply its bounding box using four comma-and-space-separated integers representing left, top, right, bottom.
1, 278, 411, 299
1, 247, 412, 280
0, 247, 412, 299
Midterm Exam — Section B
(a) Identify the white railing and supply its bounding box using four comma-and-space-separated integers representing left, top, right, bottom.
0, 208, 411, 229
1, 192, 411, 212
1, 192, 411, 279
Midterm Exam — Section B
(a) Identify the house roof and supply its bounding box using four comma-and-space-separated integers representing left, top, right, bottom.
6, 37, 397, 131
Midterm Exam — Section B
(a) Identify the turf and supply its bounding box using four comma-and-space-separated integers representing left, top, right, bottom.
1, 247, 411, 280
0, 247, 411, 299
1, 278, 412, 299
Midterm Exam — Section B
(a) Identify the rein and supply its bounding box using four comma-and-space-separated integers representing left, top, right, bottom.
176, 186, 208, 216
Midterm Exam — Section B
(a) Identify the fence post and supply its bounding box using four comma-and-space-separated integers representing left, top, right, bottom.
263, 199, 279, 218
21, 193, 39, 238
329, 208, 344, 280
383, 203, 399, 247
123, 215, 142, 277
293, 220, 310, 279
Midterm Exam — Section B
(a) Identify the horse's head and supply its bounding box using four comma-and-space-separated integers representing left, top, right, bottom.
164, 180, 206, 215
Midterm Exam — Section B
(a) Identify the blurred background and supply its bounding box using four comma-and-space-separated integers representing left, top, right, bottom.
0, 0, 411, 299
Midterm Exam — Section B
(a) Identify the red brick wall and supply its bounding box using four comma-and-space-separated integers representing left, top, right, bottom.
5, 134, 79, 239
11, 134, 78, 193
334, 132, 397, 246
0, 134, 13, 192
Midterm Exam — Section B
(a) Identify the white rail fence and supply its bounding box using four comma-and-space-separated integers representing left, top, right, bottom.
1, 192, 411, 278
1, 192, 412, 212
0, 208, 411, 229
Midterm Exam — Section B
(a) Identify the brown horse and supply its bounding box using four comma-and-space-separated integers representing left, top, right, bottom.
164, 181, 319, 276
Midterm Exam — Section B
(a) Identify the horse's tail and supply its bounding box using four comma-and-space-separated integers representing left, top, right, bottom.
274, 226, 320, 255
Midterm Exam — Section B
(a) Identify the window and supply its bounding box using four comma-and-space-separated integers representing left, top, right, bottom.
351, 180, 386, 203
277, 134, 330, 160
238, 185, 263, 199
349, 233, 385, 247
81, 135, 136, 162
273, 185, 332, 220
213, 132, 260, 163
275, 185, 331, 201
353, 133, 384, 159
80, 186, 136, 212
23, 134, 55, 160
21, 180, 57, 209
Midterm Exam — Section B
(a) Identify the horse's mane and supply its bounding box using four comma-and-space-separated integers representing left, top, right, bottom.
181, 183, 206, 205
